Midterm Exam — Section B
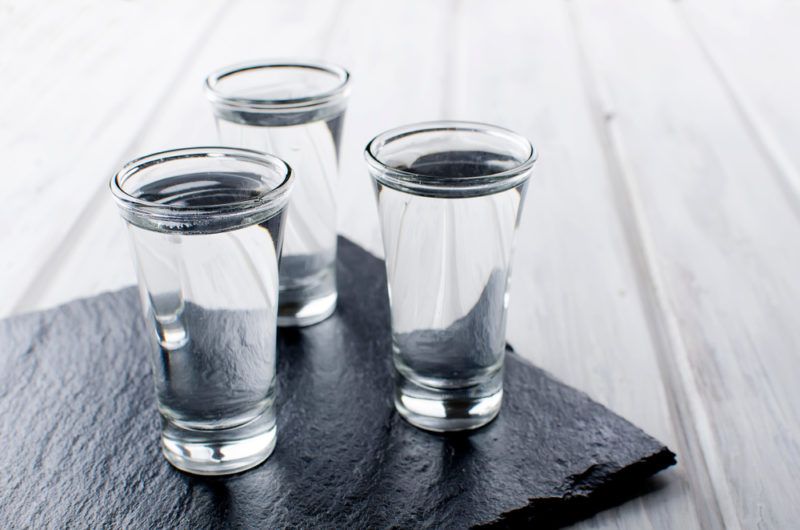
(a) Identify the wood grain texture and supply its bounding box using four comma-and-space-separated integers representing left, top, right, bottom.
21, 0, 454, 311
15, 0, 345, 312
570, 0, 800, 527
326, 0, 455, 256
449, 2, 705, 529
678, 0, 800, 213
0, 0, 229, 316
3, 0, 800, 527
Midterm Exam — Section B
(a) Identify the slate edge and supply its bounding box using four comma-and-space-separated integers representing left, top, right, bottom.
476, 349, 678, 529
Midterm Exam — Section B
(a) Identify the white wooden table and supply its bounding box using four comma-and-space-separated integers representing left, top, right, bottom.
3, 1, 798, 528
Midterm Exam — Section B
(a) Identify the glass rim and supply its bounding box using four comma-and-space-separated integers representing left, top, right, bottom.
110, 146, 293, 223
204, 60, 351, 111
364, 121, 537, 197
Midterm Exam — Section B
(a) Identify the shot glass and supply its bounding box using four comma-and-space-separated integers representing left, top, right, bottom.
365, 122, 536, 432
205, 61, 351, 327
110, 147, 293, 475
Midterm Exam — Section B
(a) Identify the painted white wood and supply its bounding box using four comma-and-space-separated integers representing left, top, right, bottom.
570, 0, 800, 528
24, 0, 455, 311
325, 0, 455, 257
17, 0, 345, 312
0, 0, 229, 316
678, 0, 800, 214
451, 2, 706, 528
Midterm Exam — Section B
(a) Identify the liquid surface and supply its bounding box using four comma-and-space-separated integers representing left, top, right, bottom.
133, 171, 273, 207
397, 150, 522, 179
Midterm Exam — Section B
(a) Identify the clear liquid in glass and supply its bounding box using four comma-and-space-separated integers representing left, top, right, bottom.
127, 170, 285, 474
374, 151, 528, 431
215, 109, 344, 326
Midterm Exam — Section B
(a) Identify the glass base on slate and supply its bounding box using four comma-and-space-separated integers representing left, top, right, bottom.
277, 257, 338, 327
393, 363, 504, 432
160, 409, 277, 476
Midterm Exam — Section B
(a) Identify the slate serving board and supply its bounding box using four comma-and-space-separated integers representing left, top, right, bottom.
0, 237, 675, 528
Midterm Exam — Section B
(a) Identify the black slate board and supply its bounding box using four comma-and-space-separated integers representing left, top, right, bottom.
0, 237, 675, 528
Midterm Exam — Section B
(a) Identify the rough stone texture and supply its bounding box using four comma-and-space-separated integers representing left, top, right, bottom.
0, 237, 675, 528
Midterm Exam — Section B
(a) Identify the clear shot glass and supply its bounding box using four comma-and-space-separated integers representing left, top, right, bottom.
365, 122, 536, 432
110, 147, 293, 475
205, 61, 351, 327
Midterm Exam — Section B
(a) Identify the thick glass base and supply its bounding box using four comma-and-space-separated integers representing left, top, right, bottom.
393, 368, 503, 432
161, 409, 276, 476
277, 290, 337, 327
278, 259, 337, 327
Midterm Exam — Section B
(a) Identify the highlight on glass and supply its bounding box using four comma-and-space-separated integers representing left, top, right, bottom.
110, 147, 293, 475
365, 121, 536, 432
205, 60, 351, 327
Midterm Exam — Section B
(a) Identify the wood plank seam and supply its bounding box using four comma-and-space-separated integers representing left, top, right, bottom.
321, 0, 349, 54
440, 0, 462, 120
564, 2, 737, 529
10, 0, 236, 316
672, 0, 800, 220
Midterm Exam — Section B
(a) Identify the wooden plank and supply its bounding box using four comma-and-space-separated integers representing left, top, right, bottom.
451, 1, 707, 528
0, 0, 229, 317
677, 0, 800, 212
24, 0, 452, 309
326, 0, 454, 256
18, 0, 344, 312
570, 0, 800, 528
